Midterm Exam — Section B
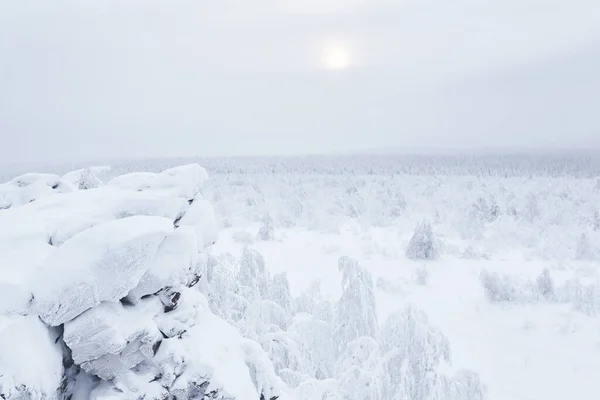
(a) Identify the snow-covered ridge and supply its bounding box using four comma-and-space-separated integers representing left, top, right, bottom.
0, 164, 286, 400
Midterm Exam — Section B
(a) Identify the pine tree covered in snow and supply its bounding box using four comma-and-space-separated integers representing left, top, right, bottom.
406, 220, 440, 260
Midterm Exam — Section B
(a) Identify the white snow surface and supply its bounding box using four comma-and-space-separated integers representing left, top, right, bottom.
0, 172, 75, 209
0, 315, 63, 399
2, 158, 600, 400
107, 164, 208, 200
177, 197, 219, 249
126, 226, 199, 301
32, 215, 173, 326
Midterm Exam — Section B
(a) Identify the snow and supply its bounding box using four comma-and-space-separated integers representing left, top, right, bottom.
63, 301, 159, 366
0, 315, 63, 399
32, 215, 173, 326
107, 164, 208, 200
0, 282, 32, 315
0, 172, 75, 209
2, 157, 600, 400
172, 313, 261, 399
0, 163, 298, 400
177, 197, 219, 249
61, 166, 110, 189
127, 226, 199, 301
212, 225, 600, 400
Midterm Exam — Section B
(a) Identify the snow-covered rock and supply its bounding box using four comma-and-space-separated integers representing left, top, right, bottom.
0, 315, 63, 400
0, 282, 32, 315
126, 226, 199, 302
108, 164, 208, 200
177, 197, 219, 248
154, 286, 207, 338
0, 163, 294, 400
0, 172, 74, 209
64, 301, 162, 379
173, 310, 288, 400
32, 215, 173, 326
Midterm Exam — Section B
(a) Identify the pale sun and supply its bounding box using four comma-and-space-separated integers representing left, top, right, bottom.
322, 46, 352, 70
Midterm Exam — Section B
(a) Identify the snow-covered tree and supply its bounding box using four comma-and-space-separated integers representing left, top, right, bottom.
337, 336, 380, 400
260, 331, 304, 378
464, 197, 495, 239
415, 265, 429, 286
593, 210, 600, 231
333, 257, 378, 357
536, 269, 555, 300
523, 193, 540, 223
288, 314, 335, 380
576, 233, 594, 260
240, 299, 290, 338
479, 269, 518, 302
406, 220, 440, 260
339, 184, 364, 218
268, 272, 295, 315
295, 280, 325, 315
237, 247, 269, 301
445, 370, 486, 400
374, 306, 452, 400
387, 188, 407, 219
258, 212, 275, 241
78, 168, 103, 190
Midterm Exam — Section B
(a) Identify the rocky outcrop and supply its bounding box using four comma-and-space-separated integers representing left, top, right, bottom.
0, 164, 290, 400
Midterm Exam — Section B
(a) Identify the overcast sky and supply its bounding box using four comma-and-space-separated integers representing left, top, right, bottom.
1, 0, 600, 163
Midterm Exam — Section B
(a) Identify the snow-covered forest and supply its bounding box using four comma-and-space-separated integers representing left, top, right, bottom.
1, 155, 599, 400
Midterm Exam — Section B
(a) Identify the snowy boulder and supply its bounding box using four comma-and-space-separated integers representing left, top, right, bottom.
64, 301, 156, 364
71, 288, 290, 400
2, 185, 186, 252
0, 315, 63, 400
108, 164, 208, 200
107, 172, 156, 190
48, 215, 106, 247
90, 378, 169, 400
64, 301, 163, 380
32, 215, 173, 326
9, 172, 64, 189
126, 226, 199, 302
168, 311, 289, 400
0, 172, 74, 209
154, 286, 208, 338
153, 164, 209, 199
0, 282, 32, 315
113, 192, 189, 221
177, 198, 218, 249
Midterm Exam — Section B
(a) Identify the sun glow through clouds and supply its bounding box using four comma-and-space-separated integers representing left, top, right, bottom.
322, 43, 352, 70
